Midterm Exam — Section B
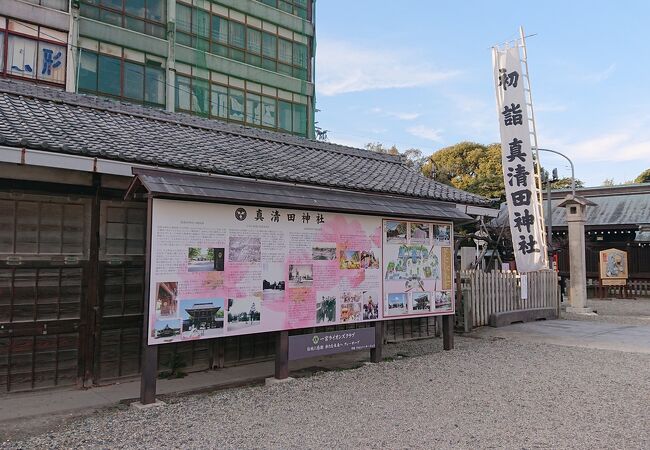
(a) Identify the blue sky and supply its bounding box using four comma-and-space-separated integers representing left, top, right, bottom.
314, 1, 650, 187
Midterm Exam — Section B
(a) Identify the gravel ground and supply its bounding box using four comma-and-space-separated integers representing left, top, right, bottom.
3, 336, 649, 450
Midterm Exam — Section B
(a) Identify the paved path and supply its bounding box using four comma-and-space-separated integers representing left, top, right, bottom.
475, 319, 650, 354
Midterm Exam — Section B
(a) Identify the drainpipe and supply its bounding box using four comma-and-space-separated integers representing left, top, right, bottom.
165, 0, 176, 113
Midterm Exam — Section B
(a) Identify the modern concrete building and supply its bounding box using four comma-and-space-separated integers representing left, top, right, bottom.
0, 0, 315, 137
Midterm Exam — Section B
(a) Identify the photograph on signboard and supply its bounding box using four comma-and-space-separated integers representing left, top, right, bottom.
228, 236, 261, 262
262, 263, 285, 302
385, 220, 407, 243
423, 246, 441, 282
433, 224, 451, 245
152, 318, 181, 341
434, 291, 452, 310
187, 247, 223, 272
385, 244, 434, 281
316, 293, 337, 324
227, 298, 261, 330
360, 250, 380, 269
339, 250, 361, 269
288, 264, 313, 287
410, 222, 431, 244
155, 281, 178, 317
362, 290, 379, 320
312, 243, 337, 261
411, 292, 431, 312
180, 299, 225, 340
339, 291, 362, 322
385, 292, 408, 316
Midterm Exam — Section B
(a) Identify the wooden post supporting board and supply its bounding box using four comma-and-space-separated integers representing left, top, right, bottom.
140, 344, 158, 405
370, 321, 384, 363
275, 330, 289, 379
442, 314, 454, 351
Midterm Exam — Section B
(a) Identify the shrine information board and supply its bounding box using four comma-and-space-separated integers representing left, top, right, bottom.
147, 199, 454, 344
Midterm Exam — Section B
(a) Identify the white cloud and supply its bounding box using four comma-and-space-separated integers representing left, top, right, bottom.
316, 40, 461, 96
407, 125, 444, 142
581, 63, 616, 83
569, 133, 650, 162
535, 102, 568, 113
392, 112, 421, 121
539, 115, 650, 164
370, 107, 421, 121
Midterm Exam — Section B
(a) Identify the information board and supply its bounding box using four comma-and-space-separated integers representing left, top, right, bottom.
599, 248, 628, 286
147, 199, 454, 345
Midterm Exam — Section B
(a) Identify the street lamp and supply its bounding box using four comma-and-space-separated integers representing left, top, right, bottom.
536, 148, 576, 197
541, 168, 558, 254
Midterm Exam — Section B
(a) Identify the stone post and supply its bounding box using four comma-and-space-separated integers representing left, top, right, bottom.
557, 194, 596, 314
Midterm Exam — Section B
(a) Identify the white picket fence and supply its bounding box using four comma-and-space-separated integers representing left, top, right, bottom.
461, 270, 560, 328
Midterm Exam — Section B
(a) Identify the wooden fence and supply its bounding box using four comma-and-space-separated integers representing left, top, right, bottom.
460, 270, 560, 328
586, 278, 650, 298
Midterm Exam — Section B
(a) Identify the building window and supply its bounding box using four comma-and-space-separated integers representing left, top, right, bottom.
79, 0, 166, 39
97, 54, 121, 96
259, 0, 309, 20
175, 75, 191, 111
78, 48, 166, 107
229, 88, 245, 121
23, 0, 69, 11
262, 96, 276, 128
0, 19, 67, 86
192, 78, 209, 116
174, 73, 308, 137
292, 103, 307, 135
278, 100, 292, 132
174, 3, 311, 82
210, 84, 228, 119
246, 93, 261, 125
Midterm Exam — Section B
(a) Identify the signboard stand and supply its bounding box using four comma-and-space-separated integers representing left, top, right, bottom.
135, 193, 458, 404
140, 345, 158, 405
140, 196, 158, 406
442, 315, 454, 350
274, 331, 289, 380
370, 322, 384, 363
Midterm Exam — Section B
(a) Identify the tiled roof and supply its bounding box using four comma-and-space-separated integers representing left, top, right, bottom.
0, 79, 488, 205
492, 184, 650, 227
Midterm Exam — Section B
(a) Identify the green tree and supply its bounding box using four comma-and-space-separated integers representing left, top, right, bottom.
365, 142, 400, 155
188, 247, 201, 260
421, 141, 505, 199
635, 169, 650, 183
548, 177, 585, 189
602, 178, 615, 186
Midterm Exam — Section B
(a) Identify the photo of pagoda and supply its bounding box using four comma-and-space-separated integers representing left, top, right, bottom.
180, 299, 225, 339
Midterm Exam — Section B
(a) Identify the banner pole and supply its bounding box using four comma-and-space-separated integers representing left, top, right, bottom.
519, 25, 549, 267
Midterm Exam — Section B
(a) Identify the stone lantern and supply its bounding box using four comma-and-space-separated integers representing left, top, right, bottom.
557, 194, 597, 313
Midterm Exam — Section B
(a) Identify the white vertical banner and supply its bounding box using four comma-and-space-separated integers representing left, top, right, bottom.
492, 45, 547, 272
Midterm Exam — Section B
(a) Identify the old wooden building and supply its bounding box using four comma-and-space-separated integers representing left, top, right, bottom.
0, 79, 488, 392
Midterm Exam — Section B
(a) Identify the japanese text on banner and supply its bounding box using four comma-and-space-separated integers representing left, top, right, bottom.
492, 45, 547, 272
